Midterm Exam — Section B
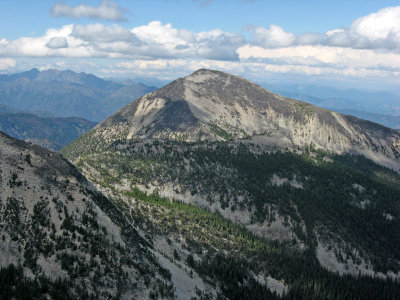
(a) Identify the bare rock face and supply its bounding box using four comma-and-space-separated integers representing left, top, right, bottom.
67, 69, 400, 170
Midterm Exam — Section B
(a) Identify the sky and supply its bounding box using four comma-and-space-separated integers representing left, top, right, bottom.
0, 0, 400, 90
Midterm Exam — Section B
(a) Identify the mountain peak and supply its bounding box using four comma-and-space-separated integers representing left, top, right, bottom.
64, 70, 400, 170
189, 68, 229, 78
185, 68, 250, 85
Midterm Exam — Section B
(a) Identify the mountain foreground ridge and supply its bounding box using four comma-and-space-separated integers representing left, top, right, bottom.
0, 132, 174, 299
4, 132, 400, 298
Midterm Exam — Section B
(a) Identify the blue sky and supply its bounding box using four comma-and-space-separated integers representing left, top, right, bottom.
0, 0, 399, 90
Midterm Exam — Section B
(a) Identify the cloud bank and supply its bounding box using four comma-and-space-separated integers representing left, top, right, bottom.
46, 37, 69, 49
50, 1, 128, 21
246, 6, 400, 50
0, 5, 399, 85
0, 21, 244, 61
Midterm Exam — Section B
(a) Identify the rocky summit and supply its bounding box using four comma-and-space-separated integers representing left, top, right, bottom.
66, 69, 400, 171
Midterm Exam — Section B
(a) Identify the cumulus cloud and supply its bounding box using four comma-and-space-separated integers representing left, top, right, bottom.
245, 6, 400, 50
46, 37, 69, 49
233, 6, 400, 81
0, 25, 93, 57
50, 0, 128, 21
0, 21, 244, 60
350, 6, 400, 46
1, 6, 400, 83
72, 24, 139, 43
296, 32, 326, 45
329, 6, 400, 50
237, 45, 400, 70
246, 25, 296, 48
129, 22, 244, 60
0, 58, 16, 70
196, 29, 245, 60
106, 57, 399, 84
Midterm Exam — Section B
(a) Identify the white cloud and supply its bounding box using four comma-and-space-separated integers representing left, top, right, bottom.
50, 0, 128, 21
351, 6, 400, 41
103, 58, 245, 80
296, 33, 326, 45
247, 25, 296, 48
320, 6, 400, 50
236, 44, 400, 82
237, 45, 400, 70
341, 6, 400, 49
1, 6, 400, 85
233, 6, 400, 83
0, 25, 95, 57
0, 22, 243, 60
103, 57, 400, 85
0, 58, 16, 70
46, 37, 69, 49
72, 24, 139, 43
245, 6, 400, 51
196, 29, 245, 60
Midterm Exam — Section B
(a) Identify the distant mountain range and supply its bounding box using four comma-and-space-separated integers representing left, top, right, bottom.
0, 69, 157, 122
336, 109, 400, 130
2, 68, 399, 129
263, 83, 400, 128
0, 108, 96, 150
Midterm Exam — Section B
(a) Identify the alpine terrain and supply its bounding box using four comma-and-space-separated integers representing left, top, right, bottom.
0, 132, 175, 299
59, 69, 400, 298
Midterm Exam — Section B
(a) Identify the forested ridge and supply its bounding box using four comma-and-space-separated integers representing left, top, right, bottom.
60, 138, 400, 299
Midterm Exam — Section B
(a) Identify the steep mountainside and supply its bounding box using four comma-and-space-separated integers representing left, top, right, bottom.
5, 136, 399, 299
0, 132, 174, 299
0, 112, 96, 150
67, 69, 400, 170
0, 69, 157, 122
61, 69, 400, 281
